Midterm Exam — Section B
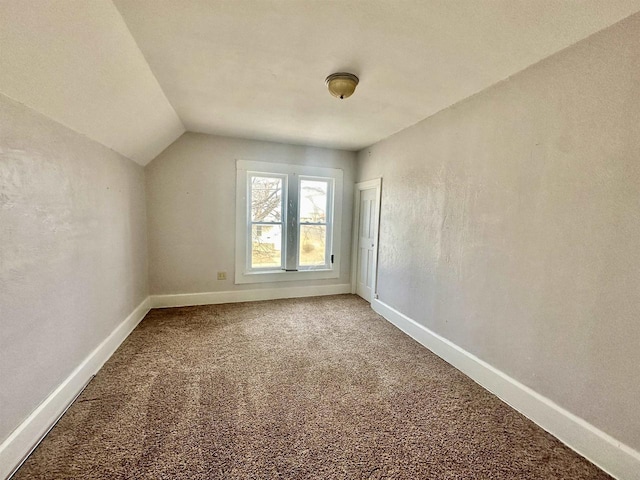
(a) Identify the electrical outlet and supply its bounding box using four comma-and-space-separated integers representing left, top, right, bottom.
217, 271, 227, 280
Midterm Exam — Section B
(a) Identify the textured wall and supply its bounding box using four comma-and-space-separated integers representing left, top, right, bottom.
0, 94, 149, 443
146, 133, 355, 295
357, 15, 640, 450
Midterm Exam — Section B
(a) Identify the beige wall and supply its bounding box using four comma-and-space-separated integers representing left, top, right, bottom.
146, 133, 355, 295
357, 15, 640, 450
0, 93, 149, 444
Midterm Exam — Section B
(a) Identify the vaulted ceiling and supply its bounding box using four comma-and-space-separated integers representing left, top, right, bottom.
2, 1, 640, 165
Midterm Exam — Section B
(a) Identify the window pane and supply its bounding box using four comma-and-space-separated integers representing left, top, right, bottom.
252, 224, 282, 268
300, 180, 327, 223
251, 176, 282, 222
299, 225, 326, 266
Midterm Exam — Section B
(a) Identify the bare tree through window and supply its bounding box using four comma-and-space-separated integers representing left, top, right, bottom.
251, 176, 283, 268
299, 179, 328, 266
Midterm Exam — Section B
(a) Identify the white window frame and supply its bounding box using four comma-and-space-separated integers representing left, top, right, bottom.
246, 172, 287, 273
235, 160, 343, 284
297, 175, 334, 271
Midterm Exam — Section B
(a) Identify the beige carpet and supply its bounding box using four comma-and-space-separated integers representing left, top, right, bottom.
14, 295, 610, 479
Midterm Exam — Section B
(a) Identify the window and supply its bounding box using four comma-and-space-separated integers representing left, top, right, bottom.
235, 160, 343, 284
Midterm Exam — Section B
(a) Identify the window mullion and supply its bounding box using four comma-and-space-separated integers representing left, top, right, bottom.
284, 174, 298, 271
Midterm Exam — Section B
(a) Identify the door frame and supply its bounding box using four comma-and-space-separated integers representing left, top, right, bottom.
350, 178, 382, 299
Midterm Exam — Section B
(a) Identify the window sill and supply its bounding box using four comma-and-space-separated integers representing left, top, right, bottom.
234, 268, 339, 285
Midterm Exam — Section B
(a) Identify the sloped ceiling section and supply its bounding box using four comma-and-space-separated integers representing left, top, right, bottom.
0, 0, 184, 165
113, 0, 640, 152
2, 1, 640, 159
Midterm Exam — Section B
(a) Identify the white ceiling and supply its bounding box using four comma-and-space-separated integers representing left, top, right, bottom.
0, 1, 184, 165
113, 0, 640, 152
2, 1, 640, 164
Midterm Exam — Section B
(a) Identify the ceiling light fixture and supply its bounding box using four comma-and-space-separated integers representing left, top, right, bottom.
325, 72, 359, 99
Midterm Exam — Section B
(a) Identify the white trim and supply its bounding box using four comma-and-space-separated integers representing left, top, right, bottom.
351, 178, 382, 300
235, 160, 343, 285
371, 298, 640, 480
0, 297, 151, 480
150, 283, 352, 308
236, 160, 341, 178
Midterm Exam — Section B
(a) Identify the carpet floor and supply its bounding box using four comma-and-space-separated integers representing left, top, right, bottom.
14, 294, 610, 479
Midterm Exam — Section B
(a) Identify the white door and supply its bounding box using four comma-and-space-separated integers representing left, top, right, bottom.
356, 187, 377, 301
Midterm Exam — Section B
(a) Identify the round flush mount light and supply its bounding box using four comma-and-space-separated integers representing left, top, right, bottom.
325, 72, 359, 99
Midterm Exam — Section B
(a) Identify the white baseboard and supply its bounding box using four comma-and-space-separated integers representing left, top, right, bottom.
150, 283, 352, 308
8, 293, 632, 479
0, 297, 151, 480
372, 298, 640, 480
